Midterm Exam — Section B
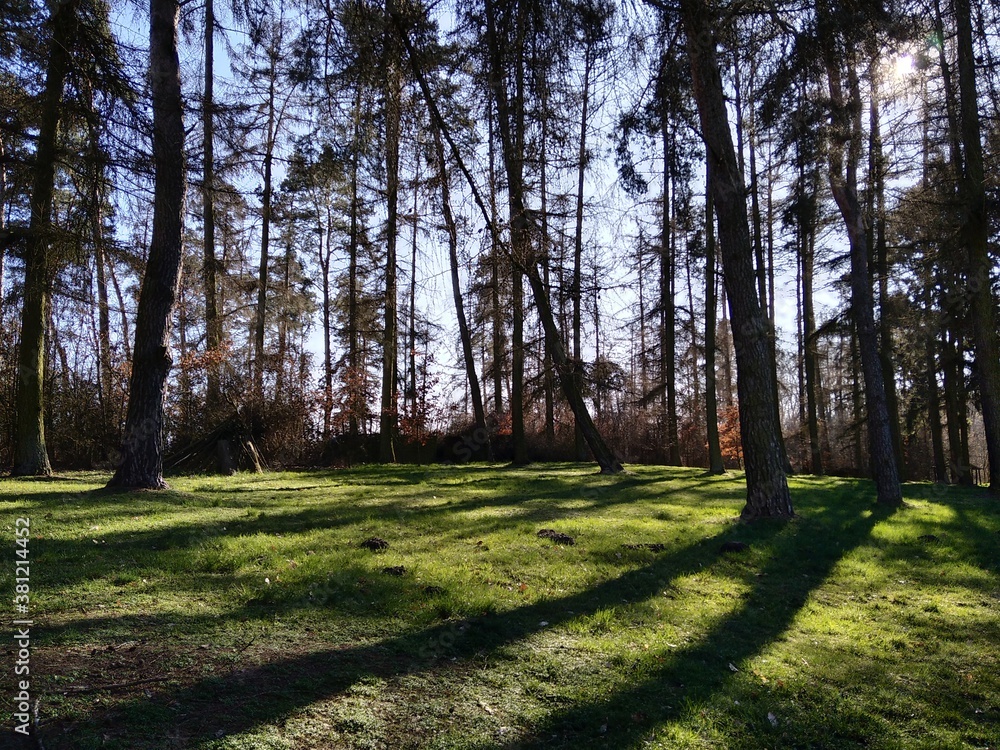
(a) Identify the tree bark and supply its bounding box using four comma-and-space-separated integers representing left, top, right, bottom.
954, 0, 1000, 491
12, 0, 80, 476
705, 162, 724, 474
824, 53, 902, 506
803, 215, 822, 475
679, 0, 792, 518
203, 0, 222, 410
572, 48, 593, 461
867, 74, 904, 478
348, 88, 362, 438
379, 0, 402, 462
432, 123, 490, 454
253, 65, 276, 400
661, 120, 680, 465
107, 0, 185, 489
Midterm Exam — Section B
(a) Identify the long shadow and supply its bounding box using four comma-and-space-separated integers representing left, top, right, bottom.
488, 501, 899, 748
33, 483, 887, 748
25, 469, 738, 595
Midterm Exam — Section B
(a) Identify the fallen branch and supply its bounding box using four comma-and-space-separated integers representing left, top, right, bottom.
59, 675, 169, 694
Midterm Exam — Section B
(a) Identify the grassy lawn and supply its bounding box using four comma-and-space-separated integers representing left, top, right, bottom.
1, 464, 998, 749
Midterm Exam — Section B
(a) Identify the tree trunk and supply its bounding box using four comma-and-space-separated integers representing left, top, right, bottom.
487, 94, 504, 420
705, 162, 724, 474
661, 121, 680, 465
203, 0, 221, 410
12, 0, 80, 476
679, 0, 792, 518
926, 329, 948, 483
954, 0, 1000, 491
572, 49, 592, 461
407, 151, 419, 419
379, 0, 402, 462
253, 70, 276, 400
803, 218, 822, 475
348, 88, 362, 438
433, 123, 490, 454
107, 0, 185, 489
539, 98, 555, 444
868, 75, 904, 478
825, 55, 902, 506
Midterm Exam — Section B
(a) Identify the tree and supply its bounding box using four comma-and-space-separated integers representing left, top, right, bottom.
11, 0, 82, 476
953, 0, 1000, 492
678, 0, 792, 518
379, 0, 404, 462
704, 160, 724, 474
106, 0, 185, 489
818, 1, 902, 506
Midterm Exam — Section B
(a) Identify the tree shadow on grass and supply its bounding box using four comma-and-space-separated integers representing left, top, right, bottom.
489, 503, 900, 749
21, 468, 742, 598
30, 482, 892, 749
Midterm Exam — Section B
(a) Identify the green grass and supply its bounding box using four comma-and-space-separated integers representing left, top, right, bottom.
1, 464, 998, 749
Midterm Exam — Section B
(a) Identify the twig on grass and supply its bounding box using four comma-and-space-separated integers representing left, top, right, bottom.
59, 675, 169, 694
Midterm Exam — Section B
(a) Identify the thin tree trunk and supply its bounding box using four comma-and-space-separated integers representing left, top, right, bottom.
572, 49, 592, 461
705, 162, 724, 474
203, 0, 221, 410
868, 73, 904, 477
253, 69, 276, 400
927, 329, 947, 483
679, 0, 792, 518
321, 231, 333, 440
825, 53, 901, 506
540, 103, 555, 443
13, 0, 81, 476
661, 122, 680, 465
432, 123, 490, 454
488, 94, 504, 420
348, 88, 362, 438
407, 151, 419, 419
107, 0, 185, 489
803, 216, 822, 475
380, 0, 402, 463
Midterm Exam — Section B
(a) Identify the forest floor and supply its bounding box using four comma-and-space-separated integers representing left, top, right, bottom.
0, 464, 998, 749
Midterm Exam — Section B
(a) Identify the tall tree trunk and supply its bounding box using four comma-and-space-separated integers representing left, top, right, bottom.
321, 232, 333, 440
679, 0, 792, 518
572, 49, 593, 461
203, 0, 222, 410
803, 217, 822, 475
488, 94, 504, 420
954, 0, 1000, 491
407, 152, 419, 419
825, 53, 901, 506
379, 0, 402, 462
348, 88, 362, 438
253, 69, 276, 401
661, 122, 680, 465
433, 123, 490, 454
107, 0, 185, 489
868, 73, 904, 478
13, 0, 81, 476
86, 92, 113, 431
540, 96, 555, 444
927, 328, 948, 483
705, 162, 724, 474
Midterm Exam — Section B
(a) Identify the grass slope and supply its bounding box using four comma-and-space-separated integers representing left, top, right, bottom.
1, 464, 998, 749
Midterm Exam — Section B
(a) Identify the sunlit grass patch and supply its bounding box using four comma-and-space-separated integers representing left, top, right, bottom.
0, 465, 997, 748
